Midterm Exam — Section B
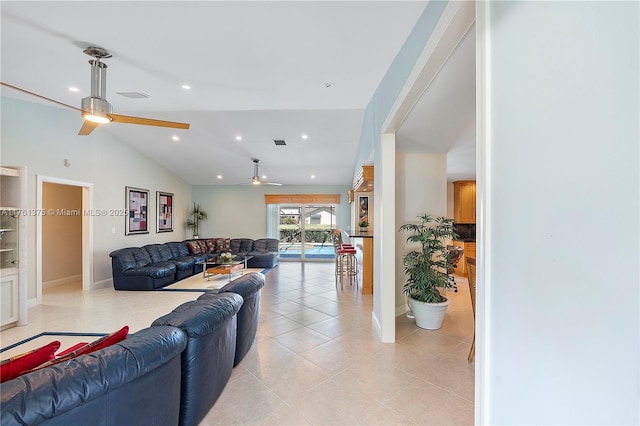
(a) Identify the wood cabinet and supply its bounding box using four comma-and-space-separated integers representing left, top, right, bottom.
453, 180, 476, 224
353, 165, 373, 193
451, 240, 476, 276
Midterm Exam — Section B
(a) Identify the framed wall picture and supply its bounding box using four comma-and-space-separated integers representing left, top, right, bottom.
358, 195, 369, 224
125, 186, 149, 235
156, 191, 174, 233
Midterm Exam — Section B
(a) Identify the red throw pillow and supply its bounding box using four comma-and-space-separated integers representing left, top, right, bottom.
78, 326, 128, 355
0, 341, 61, 383
30, 326, 129, 372
56, 342, 89, 357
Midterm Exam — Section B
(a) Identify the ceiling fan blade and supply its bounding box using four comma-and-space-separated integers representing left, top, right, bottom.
1, 81, 81, 112
78, 120, 100, 135
110, 114, 190, 130
264, 182, 283, 186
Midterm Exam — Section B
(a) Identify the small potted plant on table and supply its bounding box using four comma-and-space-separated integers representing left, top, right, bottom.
358, 220, 369, 232
399, 214, 458, 330
219, 252, 234, 264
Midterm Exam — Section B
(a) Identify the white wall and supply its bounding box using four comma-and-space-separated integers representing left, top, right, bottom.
480, 1, 639, 424
192, 184, 351, 239
1, 98, 193, 298
395, 153, 447, 314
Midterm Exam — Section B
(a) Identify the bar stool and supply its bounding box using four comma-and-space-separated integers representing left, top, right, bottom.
333, 229, 358, 290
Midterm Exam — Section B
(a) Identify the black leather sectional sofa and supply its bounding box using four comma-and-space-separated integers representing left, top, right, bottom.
1, 272, 265, 426
109, 238, 279, 291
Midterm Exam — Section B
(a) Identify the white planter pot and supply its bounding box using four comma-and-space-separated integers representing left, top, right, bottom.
408, 297, 450, 330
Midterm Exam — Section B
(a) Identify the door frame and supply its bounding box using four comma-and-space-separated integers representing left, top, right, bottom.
36, 175, 93, 304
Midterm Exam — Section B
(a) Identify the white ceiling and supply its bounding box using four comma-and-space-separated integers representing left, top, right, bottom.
1, 1, 475, 186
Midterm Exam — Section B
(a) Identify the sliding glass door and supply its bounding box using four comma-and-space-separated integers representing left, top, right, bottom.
279, 205, 336, 260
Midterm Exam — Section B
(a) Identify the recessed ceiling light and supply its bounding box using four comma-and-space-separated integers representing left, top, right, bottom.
181, 84, 191, 90
301, 134, 308, 140
311, 175, 316, 179
172, 136, 180, 141
235, 136, 242, 141
262, 175, 267, 179
217, 175, 223, 179
68, 87, 80, 92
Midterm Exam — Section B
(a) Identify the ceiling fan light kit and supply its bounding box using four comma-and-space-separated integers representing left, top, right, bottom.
241, 159, 283, 186
1, 45, 190, 136
81, 56, 112, 124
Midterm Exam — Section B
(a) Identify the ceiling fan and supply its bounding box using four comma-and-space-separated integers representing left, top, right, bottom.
0, 46, 190, 136
241, 159, 282, 186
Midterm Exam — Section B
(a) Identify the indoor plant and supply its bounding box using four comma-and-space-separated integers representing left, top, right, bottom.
399, 214, 458, 330
186, 202, 207, 238
358, 220, 369, 232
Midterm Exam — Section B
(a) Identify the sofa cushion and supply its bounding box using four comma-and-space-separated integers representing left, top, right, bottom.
143, 244, 163, 263
109, 248, 138, 271
230, 238, 254, 254
131, 247, 153, 267
0, 341, 61, 383
167, 241, 190, 257
158, 244, 174, 261
253, 238, 280, 253
123, 264, 175, 279
197, 240, 208, 253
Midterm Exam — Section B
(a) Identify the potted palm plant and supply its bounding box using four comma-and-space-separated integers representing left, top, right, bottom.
399, 214, 458, 330
186, 202, 207, 238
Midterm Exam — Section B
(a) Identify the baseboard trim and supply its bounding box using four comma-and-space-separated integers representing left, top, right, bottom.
372, 310, 382, 340
43, 274, 82, 289
396, 303, 409, 317
92, 278, 112, 290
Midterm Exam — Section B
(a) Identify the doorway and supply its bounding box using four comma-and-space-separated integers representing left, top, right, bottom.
36, 176, 93, 304
278, 205, 336, 261
41, 183, 82, 292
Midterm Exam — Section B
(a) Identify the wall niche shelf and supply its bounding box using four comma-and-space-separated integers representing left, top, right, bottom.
1, 166, 27, 329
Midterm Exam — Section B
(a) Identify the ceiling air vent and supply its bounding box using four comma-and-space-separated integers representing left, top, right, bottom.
273, 139, 286, 146
117, 92, 150, 99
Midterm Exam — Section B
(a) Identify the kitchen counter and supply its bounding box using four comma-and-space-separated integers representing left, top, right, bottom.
346, 232, 373, 294
451, 240, 476, 275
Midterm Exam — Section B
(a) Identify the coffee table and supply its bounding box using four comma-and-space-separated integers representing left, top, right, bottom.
199, 256, 253, 281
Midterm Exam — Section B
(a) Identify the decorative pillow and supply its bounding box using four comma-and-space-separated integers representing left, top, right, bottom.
186, 241, 202, 254
197, 240, 208, 252
0, 340, 61, 383
56, 342, 89, 357
220, 238, 231, 251
31, 326, 129, 371
71, 326, 129, 357
205, 239, 217, 254
213, 238, 224, 253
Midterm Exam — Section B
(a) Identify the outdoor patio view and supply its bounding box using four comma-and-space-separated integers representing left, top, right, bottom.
279, 205, 336, 260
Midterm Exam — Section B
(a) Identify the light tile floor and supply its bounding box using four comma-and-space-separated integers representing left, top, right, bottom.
0, 261, 475, 425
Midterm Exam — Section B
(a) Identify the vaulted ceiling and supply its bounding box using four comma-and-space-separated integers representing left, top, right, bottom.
1, 1, 475, 185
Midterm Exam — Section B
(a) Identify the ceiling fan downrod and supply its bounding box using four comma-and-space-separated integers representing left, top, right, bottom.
81, 47, 113, 122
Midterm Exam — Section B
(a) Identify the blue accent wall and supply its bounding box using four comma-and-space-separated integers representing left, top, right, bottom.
352, 0, 448, 177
